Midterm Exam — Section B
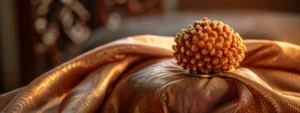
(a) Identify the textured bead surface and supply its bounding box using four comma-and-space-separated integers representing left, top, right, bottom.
172, 17, 246, 74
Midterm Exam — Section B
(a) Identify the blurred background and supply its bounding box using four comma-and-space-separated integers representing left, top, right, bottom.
1, 0, 300, 93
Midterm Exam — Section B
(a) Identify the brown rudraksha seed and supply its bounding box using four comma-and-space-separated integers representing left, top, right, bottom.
172, 17, 246, 74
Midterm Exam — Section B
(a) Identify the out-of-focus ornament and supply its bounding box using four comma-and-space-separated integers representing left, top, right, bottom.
32, 0, 91, 47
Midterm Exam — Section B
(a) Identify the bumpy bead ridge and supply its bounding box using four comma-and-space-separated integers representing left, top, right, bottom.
172, 17, 246, 74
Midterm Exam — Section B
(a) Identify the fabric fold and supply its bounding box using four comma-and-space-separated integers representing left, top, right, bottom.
0, 35, 299, 113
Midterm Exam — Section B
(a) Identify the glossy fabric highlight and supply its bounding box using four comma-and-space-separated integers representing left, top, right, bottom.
0, 35, 300, 113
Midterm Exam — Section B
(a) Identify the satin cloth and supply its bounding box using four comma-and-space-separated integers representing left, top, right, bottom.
1, 35, 300, 113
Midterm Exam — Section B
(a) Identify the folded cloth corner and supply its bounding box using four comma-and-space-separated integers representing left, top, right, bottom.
1, 35, 300, 113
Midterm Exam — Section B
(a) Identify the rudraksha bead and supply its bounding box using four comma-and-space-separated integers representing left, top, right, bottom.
172, 17, 246, 74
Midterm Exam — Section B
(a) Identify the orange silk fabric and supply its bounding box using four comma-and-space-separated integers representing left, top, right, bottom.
1, 35, 300, 113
